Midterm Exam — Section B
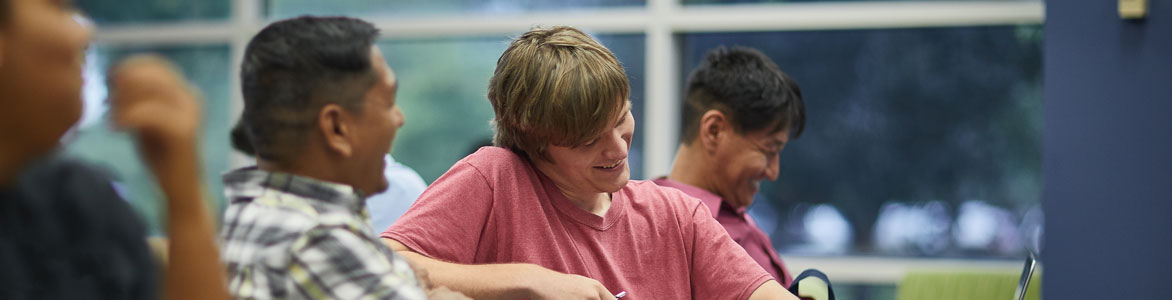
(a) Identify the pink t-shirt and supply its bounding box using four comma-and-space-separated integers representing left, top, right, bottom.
652, 178, 793, 286
383, 147, 773, 300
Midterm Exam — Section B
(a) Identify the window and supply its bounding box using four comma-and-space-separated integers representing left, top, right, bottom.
682, 26, 1044, 258
79, 1, 1044, 297
683, 0, 1031, 4
78, 0, 230, 24
268, 0, 645, 19
68, 44, 232, 234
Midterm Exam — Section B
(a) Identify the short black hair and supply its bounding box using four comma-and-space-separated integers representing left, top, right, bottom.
0, 0, 9, 24
238, 16, 380, 162
230, 121, 255, 156
681, 46, 805, 144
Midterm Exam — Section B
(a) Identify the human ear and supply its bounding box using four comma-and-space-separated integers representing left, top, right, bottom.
699, 109, 727, 154
318, 104, 353, 157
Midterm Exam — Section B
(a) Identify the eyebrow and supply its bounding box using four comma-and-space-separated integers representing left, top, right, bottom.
767, 139, 788, 149
614, 107, 630, 128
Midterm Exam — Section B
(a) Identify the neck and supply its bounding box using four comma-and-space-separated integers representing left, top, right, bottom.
0, 143, 35, 188
534, 160, 612, 217
0, 154, 20, 188
563, 188, 611, 217
257, 153, 348, 189
668, 144, 718, 194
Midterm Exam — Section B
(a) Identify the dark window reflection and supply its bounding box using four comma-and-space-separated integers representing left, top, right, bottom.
267, 0, 645, 19
683, 25, 1044, 258
78, 0, 230, 24
685, 0, 1031, 4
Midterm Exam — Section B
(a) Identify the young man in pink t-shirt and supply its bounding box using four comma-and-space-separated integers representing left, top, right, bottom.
655, 46, 806, 286
381, 26, 797, 300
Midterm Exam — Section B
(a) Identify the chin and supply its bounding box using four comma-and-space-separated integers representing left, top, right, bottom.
605, 182, 628, 193
737, 198, 754, 210
366, 178, 389, 197
606, 173, 631, 192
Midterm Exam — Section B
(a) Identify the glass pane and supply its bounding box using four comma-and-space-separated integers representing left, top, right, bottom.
66, 45, 232, 235
267, 0, 645, 19
681, 25, 1043, 258
835, 283, 897, 300
379, 33, 646, 183
685, 0, 1030, 4
77, 0, 230, 25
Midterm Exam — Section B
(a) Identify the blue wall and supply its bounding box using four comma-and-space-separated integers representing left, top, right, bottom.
1044, 0, 1172, 299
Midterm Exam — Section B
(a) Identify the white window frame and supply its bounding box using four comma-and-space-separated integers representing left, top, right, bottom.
91, 0, 1045, 285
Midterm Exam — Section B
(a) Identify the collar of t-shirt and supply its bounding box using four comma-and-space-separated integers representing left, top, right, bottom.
536, 166, 629, 231
651, 177, 749, 218
222, 166, 366, 215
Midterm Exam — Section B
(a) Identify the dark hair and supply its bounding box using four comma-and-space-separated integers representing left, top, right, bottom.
0, 0, 8, 24
230, 121, 255, 156
681, 46, 805, 144
238, 16, 380, 162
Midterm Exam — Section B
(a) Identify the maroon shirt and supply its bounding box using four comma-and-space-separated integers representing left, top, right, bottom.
384, 147, 773, 299
653, 178, 793, 286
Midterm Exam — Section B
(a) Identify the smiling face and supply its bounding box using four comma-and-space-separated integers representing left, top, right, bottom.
534, 105, 634, 197
711, 125, 789, 210
345, 46, 403, 196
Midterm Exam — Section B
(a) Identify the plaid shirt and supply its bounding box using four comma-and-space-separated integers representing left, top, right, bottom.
219, 167, 426, 300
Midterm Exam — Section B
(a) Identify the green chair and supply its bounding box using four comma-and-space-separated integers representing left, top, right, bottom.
897, 270, 1041, 300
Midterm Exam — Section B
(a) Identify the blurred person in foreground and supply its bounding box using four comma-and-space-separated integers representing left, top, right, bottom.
655, 46, 805, 286
0, 0, 228, 299
382, 26, 797, 300
220, 16, 465, 299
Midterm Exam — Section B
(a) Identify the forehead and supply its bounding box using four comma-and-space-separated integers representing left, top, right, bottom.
369, 46, 395, 84
744, 126, 790, 145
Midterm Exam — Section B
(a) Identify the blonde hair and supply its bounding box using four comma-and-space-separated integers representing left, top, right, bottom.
488, 26, 630, 162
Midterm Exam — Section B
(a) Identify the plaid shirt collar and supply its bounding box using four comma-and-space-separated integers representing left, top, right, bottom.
222, 166, 366, 214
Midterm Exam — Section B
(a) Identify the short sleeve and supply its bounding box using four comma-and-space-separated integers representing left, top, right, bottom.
366, 160, 429, 235
688, 201, 774, 300
381, 160, 494, 264
290, 226, 427, 300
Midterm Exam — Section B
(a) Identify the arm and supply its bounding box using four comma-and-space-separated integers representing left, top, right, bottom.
384, 238, 616, 300
748, 280, 798, 300
155, 139, 228, 300
108, 55, 229, 300
674, 190, 798, 300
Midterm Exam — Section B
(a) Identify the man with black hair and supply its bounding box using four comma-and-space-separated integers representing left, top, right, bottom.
655, 46, 806, 286
219, 16, 465, 299
230, 123, 427, 235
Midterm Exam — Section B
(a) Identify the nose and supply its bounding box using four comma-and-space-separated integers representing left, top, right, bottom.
764, 152, 780, 181
74, 13, 95, 45
600, 129, 629, 161
392, 105, 405, 129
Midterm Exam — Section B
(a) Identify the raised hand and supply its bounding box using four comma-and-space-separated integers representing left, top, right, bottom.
107, 54, 202, 164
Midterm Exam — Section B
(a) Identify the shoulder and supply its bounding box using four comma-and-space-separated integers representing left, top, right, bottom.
461, 146, 528, 171
221, 195, 327, 251
622, 180, 706, 217
294, 223, 384, 254
16, 155, 125, 204
450, 146, 537, 183
12, 155, 146, 235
